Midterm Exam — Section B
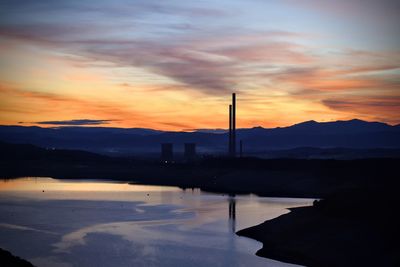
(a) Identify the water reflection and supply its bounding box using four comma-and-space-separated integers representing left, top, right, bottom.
228, 195, 236, 233
0, 177, 180, 193
0, 178, 313, 267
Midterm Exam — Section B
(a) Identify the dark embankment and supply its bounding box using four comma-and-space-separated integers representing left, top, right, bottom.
0, 248, 35, 267
238, 185, 400, 267
1, 141, 398, 198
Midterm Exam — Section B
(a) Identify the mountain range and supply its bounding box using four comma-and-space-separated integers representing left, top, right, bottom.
0, 119, 399, 157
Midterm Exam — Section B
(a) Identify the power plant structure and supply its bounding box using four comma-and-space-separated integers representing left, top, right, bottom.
184, 143, 196, 161
161, 143, 173, 162
161, 93, 237, 161
228, 93, 237, 157
160, 143, 197, 162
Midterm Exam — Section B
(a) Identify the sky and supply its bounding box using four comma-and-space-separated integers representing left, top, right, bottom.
0, 0, 399, 130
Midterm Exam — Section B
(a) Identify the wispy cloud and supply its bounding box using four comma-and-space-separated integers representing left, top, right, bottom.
0, 0, 399, 128
0, 1, 315, 94
0, 84, 155, 127
323, 97, 400, 111
0, 22, 315, 94
32, 119, 114, 126
322, 96, 400, 124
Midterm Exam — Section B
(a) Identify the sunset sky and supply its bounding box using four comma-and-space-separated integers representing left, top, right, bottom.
0, 0, 399, 130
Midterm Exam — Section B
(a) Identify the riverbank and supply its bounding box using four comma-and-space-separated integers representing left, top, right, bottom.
238, 189, 399, 267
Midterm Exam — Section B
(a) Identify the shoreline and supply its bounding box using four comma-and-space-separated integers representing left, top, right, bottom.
237, 206, 329, 267
237, 191, 399, 267
3, 156, 397, 198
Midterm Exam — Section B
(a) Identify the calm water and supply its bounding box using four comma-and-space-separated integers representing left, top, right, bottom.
0, 177, 313, 267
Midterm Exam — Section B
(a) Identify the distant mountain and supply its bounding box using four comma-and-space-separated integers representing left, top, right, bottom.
0, 119, 399, 156
0, 141, 109, 162
194, 128, 228, 134
286, 119, 392, 134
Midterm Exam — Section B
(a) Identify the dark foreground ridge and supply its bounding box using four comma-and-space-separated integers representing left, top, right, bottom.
0, 248, 35, 267
237, 189, 400, 267
1, 141, 399, 266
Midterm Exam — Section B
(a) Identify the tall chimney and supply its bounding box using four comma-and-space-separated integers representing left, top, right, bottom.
232, 93, 236, 157
229, 104, 232, 156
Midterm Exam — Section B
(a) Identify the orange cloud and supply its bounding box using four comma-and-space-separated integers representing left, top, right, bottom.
322, 96, 400, 124
0, 84, 156, 128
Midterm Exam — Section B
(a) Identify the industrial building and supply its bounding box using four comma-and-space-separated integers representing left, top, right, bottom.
184, 143, 196, 161
161, 143, 173, 162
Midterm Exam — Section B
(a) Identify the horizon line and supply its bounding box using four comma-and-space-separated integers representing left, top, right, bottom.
2, 118, 398, 132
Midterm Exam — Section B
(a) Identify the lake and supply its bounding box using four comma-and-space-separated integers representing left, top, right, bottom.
0, 177, 313, 267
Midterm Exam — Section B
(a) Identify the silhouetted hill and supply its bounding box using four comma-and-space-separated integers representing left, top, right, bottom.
0, 119, 399, 157
0, 248, 35, 267
287, 119, 391, 134
0, 141, 112, 162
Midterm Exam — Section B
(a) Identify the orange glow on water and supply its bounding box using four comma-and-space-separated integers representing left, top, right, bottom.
0, 177, 180, 193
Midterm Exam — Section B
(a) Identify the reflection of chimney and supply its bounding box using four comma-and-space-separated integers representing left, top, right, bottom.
228, 196, 236, 233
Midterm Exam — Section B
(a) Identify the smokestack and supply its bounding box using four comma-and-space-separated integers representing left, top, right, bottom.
229, 104, 232, 156
232, 93, 236, 157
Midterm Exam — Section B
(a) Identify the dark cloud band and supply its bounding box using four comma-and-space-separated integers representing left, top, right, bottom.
34, 119, 114, 126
